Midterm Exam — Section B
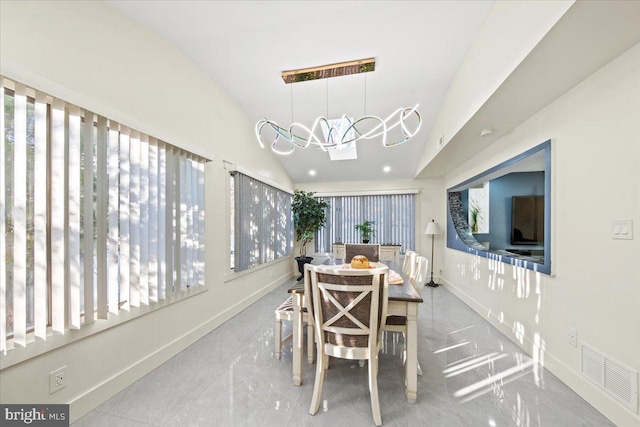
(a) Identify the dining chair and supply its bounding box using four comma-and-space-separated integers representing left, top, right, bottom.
345, 243, 380, 262
275, 294, 314, 363
384, 255, 428, 375
307, 264, 389, 426
402, 250, 416, 277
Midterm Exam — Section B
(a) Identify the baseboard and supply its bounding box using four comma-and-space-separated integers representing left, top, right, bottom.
440, 278, 639, 427
69, 271, 294, 423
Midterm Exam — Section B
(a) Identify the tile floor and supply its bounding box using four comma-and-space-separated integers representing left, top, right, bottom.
73, 280, 614, 427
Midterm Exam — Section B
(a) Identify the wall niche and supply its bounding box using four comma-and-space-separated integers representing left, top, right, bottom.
446, 140, 552, 275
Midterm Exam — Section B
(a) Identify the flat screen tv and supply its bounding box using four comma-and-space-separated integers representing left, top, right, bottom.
511, 196, 544, 245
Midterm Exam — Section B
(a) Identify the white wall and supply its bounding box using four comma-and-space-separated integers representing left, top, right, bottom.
0, 1, 294, 422
416, 0, 573, 174
441, 43, 640, 427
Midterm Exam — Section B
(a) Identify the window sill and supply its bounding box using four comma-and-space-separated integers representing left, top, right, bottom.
223, 256, 292, 283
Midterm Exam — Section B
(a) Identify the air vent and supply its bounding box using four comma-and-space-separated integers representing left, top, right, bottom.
581, 343, 638, 413
581, 345, 604, 385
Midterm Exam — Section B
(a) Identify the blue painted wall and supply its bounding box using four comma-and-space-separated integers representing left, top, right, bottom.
446, 140, 551, 275
472, 171, 544, 250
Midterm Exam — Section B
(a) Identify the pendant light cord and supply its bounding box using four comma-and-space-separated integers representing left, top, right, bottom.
326, 79, 329, 118
364, 73, 367, 116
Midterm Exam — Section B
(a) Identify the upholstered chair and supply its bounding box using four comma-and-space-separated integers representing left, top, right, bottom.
307, 264, 389, 426
345, 243, 380, 262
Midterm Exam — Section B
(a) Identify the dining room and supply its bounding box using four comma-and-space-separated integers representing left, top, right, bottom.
1, 1, 639, 427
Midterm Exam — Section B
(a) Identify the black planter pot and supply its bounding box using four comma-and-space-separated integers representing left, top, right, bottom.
362, 239, 370, 243
295, 256, 313, 281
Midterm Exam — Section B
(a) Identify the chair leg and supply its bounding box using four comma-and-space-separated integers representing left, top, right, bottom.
309, 350, 327, 416
368, 354, 382, 426
274, 318, 282, 359
307, 323, 314, 364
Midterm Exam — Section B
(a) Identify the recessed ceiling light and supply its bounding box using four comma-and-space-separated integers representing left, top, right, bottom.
309, 170, 316, 176
383, 166, 391, 173
480, 129, 493, 137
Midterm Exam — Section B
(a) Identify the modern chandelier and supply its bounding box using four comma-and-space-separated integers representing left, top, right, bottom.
255, 58, 422, 156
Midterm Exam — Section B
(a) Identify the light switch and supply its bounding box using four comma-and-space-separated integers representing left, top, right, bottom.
611, 219, 633, 240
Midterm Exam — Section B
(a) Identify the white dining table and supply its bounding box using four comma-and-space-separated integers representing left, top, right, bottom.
288, 258, 424, 403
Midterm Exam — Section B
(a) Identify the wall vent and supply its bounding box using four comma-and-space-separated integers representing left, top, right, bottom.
581, 343, 638, 413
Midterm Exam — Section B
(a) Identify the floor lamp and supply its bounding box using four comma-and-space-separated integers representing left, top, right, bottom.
425, 219, 441, 287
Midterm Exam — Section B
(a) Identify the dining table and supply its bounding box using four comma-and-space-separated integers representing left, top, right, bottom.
288, 258, 424, 403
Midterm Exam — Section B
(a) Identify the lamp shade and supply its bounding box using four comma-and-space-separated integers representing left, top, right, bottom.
425, 220, 441, 235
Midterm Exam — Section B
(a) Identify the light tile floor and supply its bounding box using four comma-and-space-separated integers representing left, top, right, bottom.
74, 280, 614, 427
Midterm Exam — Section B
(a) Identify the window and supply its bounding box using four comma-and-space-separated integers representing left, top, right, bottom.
0, 76, 207, 354
446, 140, 552, 275
315, 193, 416, 253
230, 170, 293, 272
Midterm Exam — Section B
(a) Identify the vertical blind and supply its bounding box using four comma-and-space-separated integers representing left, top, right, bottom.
231, 171, 293, 272
0, 75, 207, 353
315, 193, 416, 254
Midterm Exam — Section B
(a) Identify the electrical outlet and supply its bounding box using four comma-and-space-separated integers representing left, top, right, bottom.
50, 366, 67, 394
567, 328, 577, 347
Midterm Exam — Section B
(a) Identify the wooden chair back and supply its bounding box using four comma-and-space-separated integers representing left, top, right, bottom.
411, 255, 429, 295
345, 243, 381, 262
309, 265, 389, 356
402, 250, 416, 276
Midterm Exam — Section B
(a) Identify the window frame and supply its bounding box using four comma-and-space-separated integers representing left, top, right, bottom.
225, 163, 294, 280
1, 75, 209, 366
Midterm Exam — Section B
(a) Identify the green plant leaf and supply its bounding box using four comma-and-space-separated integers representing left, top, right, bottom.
292, 190, 329, 256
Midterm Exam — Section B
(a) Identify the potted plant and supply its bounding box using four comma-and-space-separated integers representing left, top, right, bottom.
292, 190, 329, 280
470, 203, 482, 233
354, 220, 376, 243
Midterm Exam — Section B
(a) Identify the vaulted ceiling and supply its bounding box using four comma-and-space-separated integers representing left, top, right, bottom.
107, 1, 640, 184
107, 1, 494, 183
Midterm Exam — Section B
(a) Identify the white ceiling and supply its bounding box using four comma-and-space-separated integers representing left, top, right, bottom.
107, 0, 494, 183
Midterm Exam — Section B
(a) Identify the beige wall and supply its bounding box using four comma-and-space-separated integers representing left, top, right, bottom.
0, 1, 294, 422
441, 43, 640, 427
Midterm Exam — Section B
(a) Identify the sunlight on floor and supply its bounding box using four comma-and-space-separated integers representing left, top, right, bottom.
72, 282, 612, 427
454, 359, 536, 400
